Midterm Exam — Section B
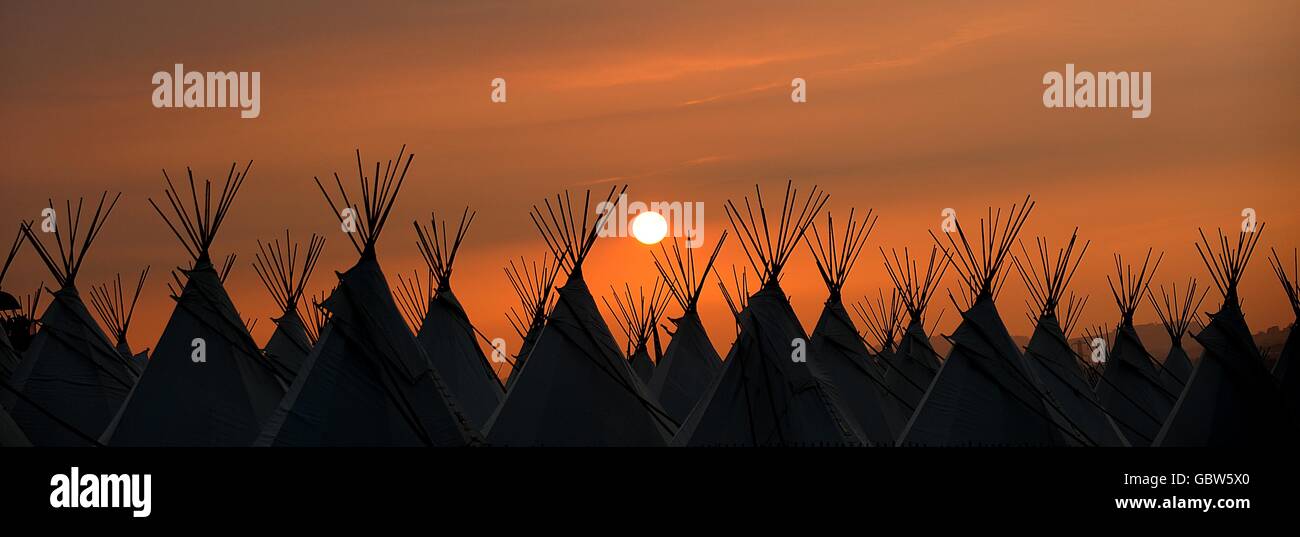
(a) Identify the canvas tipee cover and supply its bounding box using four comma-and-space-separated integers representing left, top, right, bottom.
1155, 229, 1298, 446
486, 188, 674, 446
104, 165, 286, 446
104, 260, 285, 445
502, 255, 558, 390
628, 347, 655, 383
0, 403, 29, 446
264, 308, 312, 379
1094, 251, 1174, 446
900, 198, 1079, 446
1147, 279, 1205, 399
802, 209, 900, 444
410, 210, 504, 431
648, 309, 720, 423
253, 232, 325, 381
674, 281, 868, 446
1267, 249, 1300, 420
887, 320, 941, 421
0, 328, 20, 385
88, 267, 151, 375
673, 183, 867, 446
6, 195, 140, 446
878, 246, 949, 435
1023, 313, 1128, 446
605, 279, 672, 388
1013, 233, 1128, 446
258, 148, 479, 446
647, 236, 726, 424
414, 287, 504, 432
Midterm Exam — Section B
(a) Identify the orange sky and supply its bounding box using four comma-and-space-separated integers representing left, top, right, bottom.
1, 1, 1297, 364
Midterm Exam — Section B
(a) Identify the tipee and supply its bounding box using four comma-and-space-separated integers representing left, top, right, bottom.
87, 267, 151, 371
1155, 228, 1298, 445
104, 163, 286, 446
252, 231, 325, 381
900, 197, 1080, 446
1012, 230, 1128, 446
853, 289, 904, 373
257, 147, 479, 446
1268, 249, 1299, 420
6, 193, 140, 446
646, 235, 727, 424
1146, 278, 1207, 397
1094, 251, 1173, 446
1, 227, 27, 383
501, 255, 559, 389
804, 209, 901, 444
604, 279, 672, 385
408, 208, 504, 431
486, 187, 675, 446
879, 246, 948, 429
673, 182, 868, 446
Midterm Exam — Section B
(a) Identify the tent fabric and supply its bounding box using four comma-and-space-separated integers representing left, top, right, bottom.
263, 309, 313, 381
113, 340, 146, 376
102, 263, 286, 446
899, 297, 1074, 446
628, 348, 655, 385
1023, 314, 1129, 446
1157, 344, 1193, 397
5, 287, 136, 446
0, 404, 29, 447
672, 283, 868, 447
1155, 301, 1297, 446
415, 288, 504, 431
883, 320, 940, 431
807, 301, 902, 444
485, 273, 674, 446
1274, 324, 1299, 420
0, 328, 20, 384
256, 255, 479, 447
1094, 325, 1172, 446
647, 310, 722, 424
505, 322, 542, 390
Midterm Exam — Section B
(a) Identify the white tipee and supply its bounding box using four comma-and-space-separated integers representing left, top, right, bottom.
673, 182, 868, 446
1094, 250, 1175, 446
104, 163, 286, 446
407, 209, 504, 431
604, 279, 672, 386
1266, 249, 1300, 421
252, 231, 325, 382
1155, 228, 1298, 446
804, 209, 902, 445
7, 193, 140, 446
1012, 230, 1128, 446
646, 235, 727, 424
486, 187, 676, 446
500, 255, 559, 390
1146, 279, 1207, 399
900, 197, 1080, 446
87, 267, 151, 372
257, 147, 479, 446
878, 246, 949, 435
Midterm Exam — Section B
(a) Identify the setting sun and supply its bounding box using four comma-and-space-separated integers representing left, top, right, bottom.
631, 211, 668, 245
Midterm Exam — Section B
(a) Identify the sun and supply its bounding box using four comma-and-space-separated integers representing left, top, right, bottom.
631, 211, 668, 245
